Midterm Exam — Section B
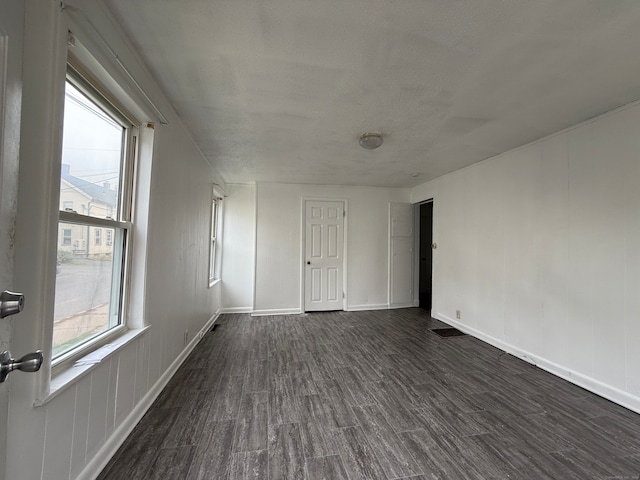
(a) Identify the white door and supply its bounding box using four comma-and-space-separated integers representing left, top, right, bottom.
0, 4, 25, 480
304, 200, 345, 311
390, 203, 415, 306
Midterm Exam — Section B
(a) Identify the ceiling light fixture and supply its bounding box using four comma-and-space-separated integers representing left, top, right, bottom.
359, 132, 383, 150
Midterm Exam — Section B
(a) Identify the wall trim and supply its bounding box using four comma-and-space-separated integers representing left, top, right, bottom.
434, 312, 640, 416
76, 311, 220, 480
347, 304, 389, 311
251, 308, 302, 316
250, 304, 419, 314
220, 307, 253, 314
389, 303, 417, 309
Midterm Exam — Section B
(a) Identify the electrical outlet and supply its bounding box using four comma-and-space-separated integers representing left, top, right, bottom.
456, 310, 461, 319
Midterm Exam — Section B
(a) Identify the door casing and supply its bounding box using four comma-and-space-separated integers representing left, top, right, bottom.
418, 200, 434, 311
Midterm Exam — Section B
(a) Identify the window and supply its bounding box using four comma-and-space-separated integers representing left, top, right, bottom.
53, 68, 136, 362
63, 200, 74, 211
209, 196, 219, 285
62, 228, 72, 246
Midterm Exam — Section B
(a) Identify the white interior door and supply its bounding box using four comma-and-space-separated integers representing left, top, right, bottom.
304, 200, 344, 311
390, 203, 415, 307
0, 4, 24, 480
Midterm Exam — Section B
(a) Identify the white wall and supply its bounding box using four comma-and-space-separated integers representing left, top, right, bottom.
254, 183, 410, 313
7, 1, 225, 479
221, 183, 256, 312
411, 100, 640, 413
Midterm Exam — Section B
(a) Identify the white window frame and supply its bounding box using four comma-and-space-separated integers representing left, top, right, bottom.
208, 195, 219, 286
52, 65, 137, 369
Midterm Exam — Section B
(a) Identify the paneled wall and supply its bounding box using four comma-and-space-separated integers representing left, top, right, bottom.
412, 100, 640, 412
7, 1, 224, 479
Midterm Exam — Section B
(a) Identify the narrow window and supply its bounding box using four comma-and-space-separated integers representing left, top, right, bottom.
53, 69, 135, 362
209, 196, 218, 285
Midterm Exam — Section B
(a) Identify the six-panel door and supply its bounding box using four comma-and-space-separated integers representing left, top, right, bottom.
304, 201, 344, 311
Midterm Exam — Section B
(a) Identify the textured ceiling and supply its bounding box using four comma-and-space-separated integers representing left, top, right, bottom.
104, 0, 640, 188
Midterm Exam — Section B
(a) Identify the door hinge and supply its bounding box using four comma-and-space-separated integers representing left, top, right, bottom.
343, 210, 346, 217
343, 291, 345, 299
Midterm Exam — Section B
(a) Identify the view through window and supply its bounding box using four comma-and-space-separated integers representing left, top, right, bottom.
53, 75, 133, 360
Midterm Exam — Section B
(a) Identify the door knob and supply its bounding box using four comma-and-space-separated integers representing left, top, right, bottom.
0, 290, 24, 318
306, 261, 311, 265
0, 350, 44, 383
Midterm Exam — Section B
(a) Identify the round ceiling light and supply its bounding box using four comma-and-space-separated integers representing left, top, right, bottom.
359, 132, 383, 150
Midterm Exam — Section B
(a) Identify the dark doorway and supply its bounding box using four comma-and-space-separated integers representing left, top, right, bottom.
419, 201, 433, 311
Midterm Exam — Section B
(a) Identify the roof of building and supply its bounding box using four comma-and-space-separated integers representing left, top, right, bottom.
61, 171, 117, 207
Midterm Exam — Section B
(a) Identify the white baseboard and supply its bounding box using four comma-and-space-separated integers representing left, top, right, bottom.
220, 307, 253, 313
251, 308, 302, 316
76, 311, 220, 480
389, 303, 416, 309
250, 304, 419, 315
347, 304, 389, 311
434, 312, 640, 415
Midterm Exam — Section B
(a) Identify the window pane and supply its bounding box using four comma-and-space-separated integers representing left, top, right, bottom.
54, 73, 133, 362
54, 223, 122, 358
209, 199, 218, 281
60, 81, 124, 220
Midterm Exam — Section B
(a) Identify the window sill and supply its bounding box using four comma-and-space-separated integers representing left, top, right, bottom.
35, 325, 151, 407
209, 278, 221, 289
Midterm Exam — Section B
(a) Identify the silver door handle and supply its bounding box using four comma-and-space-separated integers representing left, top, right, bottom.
0, 351, 43, 383
0, 290, 24, 318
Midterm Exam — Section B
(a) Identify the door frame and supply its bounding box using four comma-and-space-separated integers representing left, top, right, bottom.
300, 197, 348, 312
416, 199, 434, 312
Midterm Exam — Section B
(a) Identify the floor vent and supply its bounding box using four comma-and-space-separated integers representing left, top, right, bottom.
431, 327, 466, 338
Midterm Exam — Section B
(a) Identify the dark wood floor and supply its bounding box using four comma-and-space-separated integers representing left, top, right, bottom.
99, 309, 640, 479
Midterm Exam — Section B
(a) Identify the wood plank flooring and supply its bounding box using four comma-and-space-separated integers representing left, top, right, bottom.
98, 309, 640, 479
